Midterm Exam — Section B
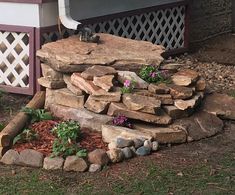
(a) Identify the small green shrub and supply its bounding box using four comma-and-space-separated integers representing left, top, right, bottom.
52, 121, 87, 158
13, 128, 39, 145
139, 65, 171, 83
0, 123, 4, 131
22, 107, 53, 123
121, 79, 136, 94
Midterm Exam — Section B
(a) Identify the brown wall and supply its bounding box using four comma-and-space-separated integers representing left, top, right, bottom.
189, 0, 232, 44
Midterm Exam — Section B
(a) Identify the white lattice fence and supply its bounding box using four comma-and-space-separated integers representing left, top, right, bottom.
41, 5, 186, 50
0, 31, 29, 88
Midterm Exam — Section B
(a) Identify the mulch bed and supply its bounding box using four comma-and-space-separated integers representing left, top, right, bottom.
13, 120, 108, 156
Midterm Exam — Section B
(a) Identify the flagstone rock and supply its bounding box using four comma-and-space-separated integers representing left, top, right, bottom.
102, 125, 153, 143
81, 65, 117, 80
93, 75, 114, 92
41, 63, 63, 81
202, 93, 235, 120
163, 105, 191, 119
84, 96, 110, 114
148, 83, 170, 94
1, 149, 20, 165
63, 75, 83, 96
88, 149, 110, 166
107, 148, 124, 163
90, 91, 121, 102
107, 103, 172, 125
159, 63, 184, 73
195, 77, 206, 91
45, 88, 84, 109
134, 90, 174, 105
122, 94, 161, 114
38, 77, 66, 89
174, 111, 223, 141
169, 85, 193, 100
174, 93, 202, 110
117, 71, 149, 89
64, 156, 88, 172
43, 157, 64, 170
71, 73, 104, 95
134, 123, 187, 144
36, 33, 164, 73
172, 69, 199, 86
108, 141, 117, 150
19, 149, 44, 168
47, 104, 113, 132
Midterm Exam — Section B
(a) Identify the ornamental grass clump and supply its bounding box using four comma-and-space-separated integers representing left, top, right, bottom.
52, 120, 87, 158
139, 65, 171, 83
121, 79, 136, 94
112, 115, 133, 129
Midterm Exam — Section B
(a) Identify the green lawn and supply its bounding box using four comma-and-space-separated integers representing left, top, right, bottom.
0, 153, 234, 195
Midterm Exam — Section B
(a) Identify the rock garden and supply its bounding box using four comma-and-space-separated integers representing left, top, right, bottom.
0, 33, 234, 173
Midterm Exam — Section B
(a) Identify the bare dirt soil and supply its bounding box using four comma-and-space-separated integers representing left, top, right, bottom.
0, 34, 234, 194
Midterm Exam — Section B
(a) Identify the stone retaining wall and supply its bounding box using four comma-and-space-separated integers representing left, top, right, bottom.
189, 0, 232, 44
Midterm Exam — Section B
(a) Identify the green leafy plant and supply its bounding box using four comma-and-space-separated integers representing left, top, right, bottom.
51, 120, 87, 158
13, 128, 39, 145
0, 123, 4, 132
139, 65, 171, 83
22, 107, 53, 123
121, 79, 136, 94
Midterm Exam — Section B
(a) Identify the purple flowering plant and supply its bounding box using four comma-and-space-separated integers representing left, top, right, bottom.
112, 115, 133, 129
139, 65, 171, 83
121, 79, 136, 94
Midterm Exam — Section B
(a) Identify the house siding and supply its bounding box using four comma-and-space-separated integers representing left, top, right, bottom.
189, 0, 232, 43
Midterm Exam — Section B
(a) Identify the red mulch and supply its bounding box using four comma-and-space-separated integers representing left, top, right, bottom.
13, 120, 108, 156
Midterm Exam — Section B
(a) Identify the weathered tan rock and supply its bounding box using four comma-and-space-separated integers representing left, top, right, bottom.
134, 123, 187, 144
81, 65, 117, 80
45, 88, 84, 109
174, 93, 202, 110
202, 93, 235, 120
172, 69, 199, 86
88, 149, 110, 166
71, 73, 104, 95
117, 71, 149, 89
19, 149, 44, 167
107, 103, 172, 125
102, 125, 153, 143
169, 85, 193, 100
41, 63, 63, 81
159, 63, 184, 73
84, 96, 110, 114
163, 105, 191, 119
122, 94, 161, 114
0, 149, 20, 165
196, 77, 206, 91
107, 148, 124, 163
90, 91, 121, 102
93, 75, 114, 91
63, 74, 83, 96
134, 90, 174, 105
47, 103, 112, 132
43, 157, 64, 170
174, 111, 224, 141
38, 77, 66, 89
64, 156, 88, 172
36, 33, 164, 73
148, 83, 170, 94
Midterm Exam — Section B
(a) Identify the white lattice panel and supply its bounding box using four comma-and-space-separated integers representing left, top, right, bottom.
0, 31, 29, 87
87, 6, 185, 50
42, 5, 185, 50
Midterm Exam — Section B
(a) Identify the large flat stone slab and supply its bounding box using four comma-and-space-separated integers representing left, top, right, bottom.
107, 103, 172, 125
134, 123, 187, 144
47, 103, 112, 132
36, 33, 164, 73
174, 111, 224, 141
202, 93, 235, 120
63, 74, 83, 96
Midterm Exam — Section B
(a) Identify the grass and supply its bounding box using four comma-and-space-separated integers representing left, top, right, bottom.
0, 153, 233, 195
